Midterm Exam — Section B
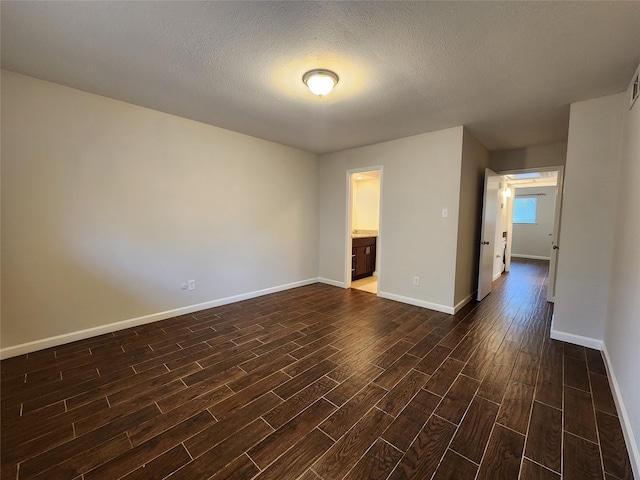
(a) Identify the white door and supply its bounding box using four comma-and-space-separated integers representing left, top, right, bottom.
547, 167, 564, 302
477, 169, 500, 301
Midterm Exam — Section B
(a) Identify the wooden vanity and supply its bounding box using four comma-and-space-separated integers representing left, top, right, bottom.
352, 236, 376, 280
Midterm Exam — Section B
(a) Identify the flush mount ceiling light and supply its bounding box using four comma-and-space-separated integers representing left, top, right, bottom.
302, 69, 339, 97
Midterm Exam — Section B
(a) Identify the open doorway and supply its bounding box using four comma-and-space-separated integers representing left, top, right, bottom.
500, 167, 563, 302
346, 167, 382, 294
478, 166, 564, 303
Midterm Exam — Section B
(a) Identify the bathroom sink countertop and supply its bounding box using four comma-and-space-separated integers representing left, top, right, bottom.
352, 230, 378, 238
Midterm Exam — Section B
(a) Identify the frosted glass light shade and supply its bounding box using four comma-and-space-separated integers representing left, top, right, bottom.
303, 69, 339, 96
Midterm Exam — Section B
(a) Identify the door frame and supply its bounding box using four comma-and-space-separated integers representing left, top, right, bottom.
496, 166, 564, 302
345, 166, 383, 290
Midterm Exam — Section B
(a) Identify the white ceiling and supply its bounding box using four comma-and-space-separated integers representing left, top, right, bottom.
2, 1, 639, 155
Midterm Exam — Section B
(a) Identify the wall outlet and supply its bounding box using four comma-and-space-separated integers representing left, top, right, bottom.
413, 276, 420, 286
442, 208, 448, 218
188, 280, 196, 291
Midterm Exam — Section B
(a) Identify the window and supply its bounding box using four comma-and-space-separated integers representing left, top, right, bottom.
513, 197, 537, 224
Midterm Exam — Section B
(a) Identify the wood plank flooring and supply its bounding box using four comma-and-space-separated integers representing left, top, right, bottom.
1, 259, 634, 479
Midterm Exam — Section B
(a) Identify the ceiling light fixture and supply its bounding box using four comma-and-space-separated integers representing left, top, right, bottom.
303, 69, 339, 97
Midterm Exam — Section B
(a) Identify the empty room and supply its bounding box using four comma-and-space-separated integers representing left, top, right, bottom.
1, 2, 639, 479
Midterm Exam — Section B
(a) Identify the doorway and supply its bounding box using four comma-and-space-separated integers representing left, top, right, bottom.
502, 167, 563, 302
478, 166, 564, 302
346, 167, 382, 294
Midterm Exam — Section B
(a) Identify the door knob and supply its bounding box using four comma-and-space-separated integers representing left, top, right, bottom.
553, 245, 559, 250
481, 241, 490, 245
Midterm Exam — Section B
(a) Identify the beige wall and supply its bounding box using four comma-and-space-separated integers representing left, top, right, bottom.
603, 67, 640, 476
490, 141, 567, 172
318, 127, 464, 312
553, 93, 625, 343
1, 71, 319, 351
352, 178, 380, 231
454, 129, 490, 306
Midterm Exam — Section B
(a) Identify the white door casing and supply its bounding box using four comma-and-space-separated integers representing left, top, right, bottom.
345, 166, 383, 291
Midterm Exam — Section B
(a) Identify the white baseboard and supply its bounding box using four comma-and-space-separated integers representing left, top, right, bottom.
601, 344, 640, 479
493, 271, 502, 282
454, 293, 476, 314
549, 328, 603, 350
377, 291, 454, 314
511, 254, 551, 261
318, 277, 346, 288
318, 279, 463, 316
0, 278, 319, 360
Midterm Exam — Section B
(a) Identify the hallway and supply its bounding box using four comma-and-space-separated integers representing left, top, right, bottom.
466, 259, 633, 479
0, 260, 633, 479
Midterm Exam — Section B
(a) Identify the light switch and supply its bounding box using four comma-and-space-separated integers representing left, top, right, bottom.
442, 208, 448, 218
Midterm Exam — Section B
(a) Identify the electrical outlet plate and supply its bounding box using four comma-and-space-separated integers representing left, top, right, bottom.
188, 280, 196, 291
413, 276, 420, 286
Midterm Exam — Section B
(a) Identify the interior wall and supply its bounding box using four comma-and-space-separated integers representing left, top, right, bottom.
552, 93, 625, 344
603, 66, 640, 477
352, 177, 380, 231
454, 128, 490, 306
318, 127, 464, 312
1, 71, 319, 351
511, 186, 557, 259
489, 141, 567, 171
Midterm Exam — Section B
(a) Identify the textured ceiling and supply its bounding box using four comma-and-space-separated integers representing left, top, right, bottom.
2, 1, 639, 154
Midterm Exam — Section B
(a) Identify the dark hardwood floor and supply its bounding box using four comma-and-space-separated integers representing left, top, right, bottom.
1, 259, 634, 479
